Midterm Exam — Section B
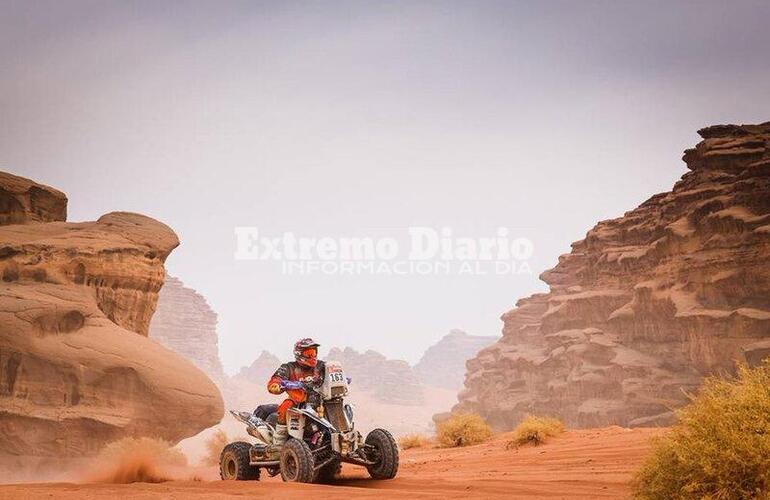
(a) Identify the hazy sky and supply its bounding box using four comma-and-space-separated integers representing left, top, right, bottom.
2, 1, 769, 372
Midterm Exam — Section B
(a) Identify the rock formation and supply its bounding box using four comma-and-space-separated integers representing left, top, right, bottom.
326, 347, 424, 405
455, 122, 770, 430
414, 329, 498, 391
234, 350, 281, 385
0, 172, 223, 459
0, 172, 67, 225
149, 275, 226, 384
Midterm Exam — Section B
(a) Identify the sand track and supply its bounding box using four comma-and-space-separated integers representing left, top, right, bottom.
0, 427, 660, 499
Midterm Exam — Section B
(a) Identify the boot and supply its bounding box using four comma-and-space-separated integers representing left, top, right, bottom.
273, 424, 288, 446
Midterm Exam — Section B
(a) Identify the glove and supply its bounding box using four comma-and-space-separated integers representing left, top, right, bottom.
268, 382, 281, 394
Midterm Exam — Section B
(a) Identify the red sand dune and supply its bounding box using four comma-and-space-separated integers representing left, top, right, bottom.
0, 426, 661, 499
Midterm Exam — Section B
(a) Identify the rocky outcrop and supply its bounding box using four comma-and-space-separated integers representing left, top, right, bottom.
234, 351, 281, 385
0, 212, 176, 337
414, 329, 498, 391
0, 172, 223, 458
327, 347, 424, 405
0, 172, 67, 225
455, 122, 770, 430
149, 275, 226, 384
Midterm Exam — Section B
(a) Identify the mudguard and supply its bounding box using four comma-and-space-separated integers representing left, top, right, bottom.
286, 407, 335, 439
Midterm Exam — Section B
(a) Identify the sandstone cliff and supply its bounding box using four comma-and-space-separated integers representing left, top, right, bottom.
455, 122, 770, 429
150, 275, 226, 384
414, 329, 498, 391
327, 347, 424, 405
0, 172, 223, 458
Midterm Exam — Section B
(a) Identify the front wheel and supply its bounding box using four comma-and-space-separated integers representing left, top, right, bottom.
365, 429, 399, 479
279, 439, 315, 483
314, 458, 342, 483
220, 442, 260, 481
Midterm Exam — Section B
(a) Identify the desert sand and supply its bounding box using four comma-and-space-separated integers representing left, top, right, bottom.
0, 426, 660, 499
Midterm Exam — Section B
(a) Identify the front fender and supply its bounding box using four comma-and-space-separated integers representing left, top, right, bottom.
287, 407, 336, 439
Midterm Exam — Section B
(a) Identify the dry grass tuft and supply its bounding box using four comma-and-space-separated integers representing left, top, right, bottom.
634, 361, 770, 499
436, 413, 492, 447
507, 415, 565, 448
399, 434, 430, 450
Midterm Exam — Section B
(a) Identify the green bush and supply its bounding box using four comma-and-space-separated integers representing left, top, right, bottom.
634, 361, 770, 499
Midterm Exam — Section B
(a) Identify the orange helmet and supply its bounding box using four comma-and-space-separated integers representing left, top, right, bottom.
294, 338, 320, 367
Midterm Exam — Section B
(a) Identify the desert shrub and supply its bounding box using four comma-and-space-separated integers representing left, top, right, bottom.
634, 361, 770, 500
508, 415, 564, 448
399, 434, 430, 449
436, 413, 492, 447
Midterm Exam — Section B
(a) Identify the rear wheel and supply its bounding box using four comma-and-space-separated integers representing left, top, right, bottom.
220, 442, 260, 481
280, 439, 315, 483
365, 429, 399, 479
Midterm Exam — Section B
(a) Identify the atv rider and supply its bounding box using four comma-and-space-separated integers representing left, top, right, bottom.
267, 338, 325, 446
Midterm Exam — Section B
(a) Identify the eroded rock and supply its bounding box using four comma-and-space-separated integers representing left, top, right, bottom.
150, 275, 226, 384
0, 172, 67, 225
414, 329, 498, 391
327, 347, 424, 405
0, 172, 223, 458
455, 122, 770, 429
234, 351, 281, 385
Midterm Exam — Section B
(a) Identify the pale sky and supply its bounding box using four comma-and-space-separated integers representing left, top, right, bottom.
2, 0, 769, 372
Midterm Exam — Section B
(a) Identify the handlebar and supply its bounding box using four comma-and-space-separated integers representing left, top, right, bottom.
279, 380, 305, 391
279, 376, 351, 391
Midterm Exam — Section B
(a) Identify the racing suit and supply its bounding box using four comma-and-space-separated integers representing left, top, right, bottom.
267, 360, 326, 424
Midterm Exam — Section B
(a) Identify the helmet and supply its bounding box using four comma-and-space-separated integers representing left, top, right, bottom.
294, 338, 320, 368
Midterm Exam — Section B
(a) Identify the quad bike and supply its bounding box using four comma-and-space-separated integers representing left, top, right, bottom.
219, 360, 399, 483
